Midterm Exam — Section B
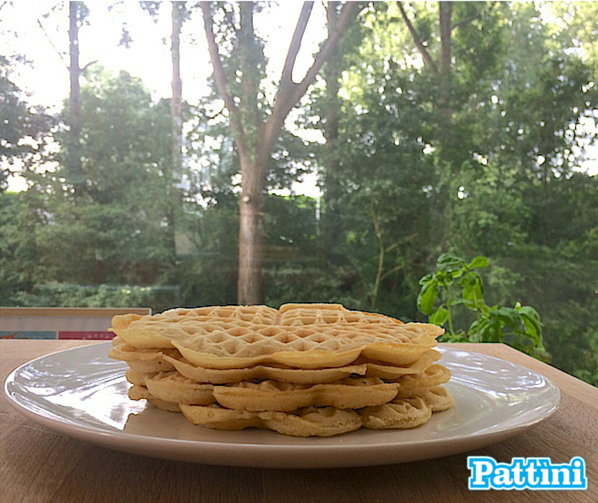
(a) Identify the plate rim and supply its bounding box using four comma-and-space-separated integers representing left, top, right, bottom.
3, 342, 562, 467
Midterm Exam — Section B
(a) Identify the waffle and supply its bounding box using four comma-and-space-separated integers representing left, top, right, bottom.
160, 349, 440, 385
178, 391, 446, 437
214, 377, 400, 411
110, 304, 442, 370
129, 384, 454, 432
109, 343, 177, 373
180, 404, 363, 437
419, 386, 455, 412
109, 303, 453, 437
163, 353, 369, 384
393, 363, 450, 388
127, 373, 403, 411
126, 362, 449, 407
111, 342, 441, 385
125, 369, 148, 386
359, 396, 432, 430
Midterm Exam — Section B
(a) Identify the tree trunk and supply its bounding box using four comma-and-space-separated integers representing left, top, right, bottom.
438, 1, 453, 121
238, 153, 265, 305
237, 118, 281, 305
171, 2, 184, 180
322, 1, 343, 263
168, 1, 185, 260
68, 2, 82, 192
398, 1, 456, 250
437, 1, 455, 249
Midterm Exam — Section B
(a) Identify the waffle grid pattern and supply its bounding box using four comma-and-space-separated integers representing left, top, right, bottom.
111, 304, 443, 366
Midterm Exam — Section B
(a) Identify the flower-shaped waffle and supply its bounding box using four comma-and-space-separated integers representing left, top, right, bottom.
110, 304, 444, 370
178, 394, 440, 437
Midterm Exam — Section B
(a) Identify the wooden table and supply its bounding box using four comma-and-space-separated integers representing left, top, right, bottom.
1, 340, 596, 502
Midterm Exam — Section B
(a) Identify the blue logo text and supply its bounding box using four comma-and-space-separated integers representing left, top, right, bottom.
467, 456, 587, 491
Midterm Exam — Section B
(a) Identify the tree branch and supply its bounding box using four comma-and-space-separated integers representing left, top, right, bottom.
381, 263, 405, 282
370, 204, 385, 310
280, 2, 314, 87
200, 2, 248, 152
36, 17, 69, 70
294, 2, 359, 101
439, 1, 453, 75
396, 1, 438, 74
270, 1, 360, 126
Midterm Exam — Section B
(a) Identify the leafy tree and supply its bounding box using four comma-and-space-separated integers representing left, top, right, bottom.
23, 68, 181, 290
548, 1, 598, 80
199, 0, 360, 304
303, 2, 597, 385
0, 55, 53, 191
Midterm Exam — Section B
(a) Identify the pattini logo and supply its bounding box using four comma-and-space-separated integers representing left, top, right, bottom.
467, 456, 587, 491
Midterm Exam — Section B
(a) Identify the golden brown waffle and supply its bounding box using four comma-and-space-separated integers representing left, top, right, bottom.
109, 343, 180, 362
277, 303, 405, 326
109, 343, 177, 373
181, 404, 364, 437
127, 372, 402, 411
125, 369, 149, 386
178, 389, 450, 437
420, 386, 455, 412
171, 324, 439, 369
163, 353, 369, 384
360, 396, 432, 430
128, 385, 182, 412
127, 376, 454, 437
160, 349, 440, 385
109, 303, 453, 437
145, 372, 215, 405
212, 377, 400, 412
125, 363, 450, 410
393, 364, 451, 388
110, 304, 443, 369
362, 350, 441, 379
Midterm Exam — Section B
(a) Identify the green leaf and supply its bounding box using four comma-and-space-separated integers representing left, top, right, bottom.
469, 256, 489, 269
468, 319, 482, 342
462, 274, 485, 310
496, 307, 523, 329
429, 307, 449, 326
437, 254, 467, 272
417, 281, 438, 315
449, 269, 465, 279
477, 312, 503, 342
517, 305, 542, 334
418, 273, 436, 286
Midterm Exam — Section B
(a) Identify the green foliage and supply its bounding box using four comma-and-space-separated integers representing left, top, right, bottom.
548, 1, 598, 80
417, 254, 547, 360
0, 191, 42, 303
11, 282, 176, 312
0, 56, 53, 190
35, 67, 178, 285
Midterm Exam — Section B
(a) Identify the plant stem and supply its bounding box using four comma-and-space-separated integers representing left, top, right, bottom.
472, 275, 482, 334
446, 286, 456, 336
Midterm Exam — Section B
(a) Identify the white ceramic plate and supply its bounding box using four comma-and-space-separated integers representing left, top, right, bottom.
4, 343, 560, 468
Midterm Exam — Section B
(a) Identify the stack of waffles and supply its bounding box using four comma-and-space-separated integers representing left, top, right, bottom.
108, 304, 454, 437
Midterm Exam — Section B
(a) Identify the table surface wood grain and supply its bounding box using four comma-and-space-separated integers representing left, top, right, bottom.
1, 340, 596, 503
